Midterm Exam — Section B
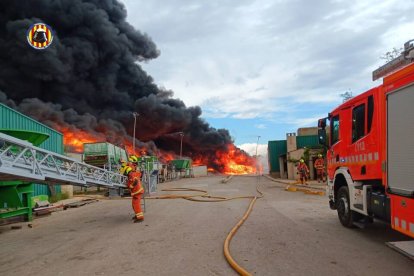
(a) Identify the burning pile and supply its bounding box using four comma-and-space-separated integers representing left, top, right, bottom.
60, 127, 257, 175
192, 144, 256, 175
0, 0, 256, 174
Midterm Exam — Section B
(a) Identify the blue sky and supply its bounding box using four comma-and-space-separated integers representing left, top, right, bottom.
121, 0, 414, 155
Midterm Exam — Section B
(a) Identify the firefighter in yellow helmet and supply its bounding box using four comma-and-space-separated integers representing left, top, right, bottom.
128, 155, 141, 175
120, 157, 144, 223
119, 160, 129, 175
128, 155, 138, 164
314, 153, 326, 183
297, 158, 310, 185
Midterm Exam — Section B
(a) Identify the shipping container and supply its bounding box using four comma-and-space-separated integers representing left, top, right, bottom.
268, 140, 287, 172
0, 103, 63, 196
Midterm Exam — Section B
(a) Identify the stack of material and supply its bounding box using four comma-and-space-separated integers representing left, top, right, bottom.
33, 200, 51, 216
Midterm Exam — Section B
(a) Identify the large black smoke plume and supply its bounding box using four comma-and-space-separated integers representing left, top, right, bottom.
0, 0, 246, 170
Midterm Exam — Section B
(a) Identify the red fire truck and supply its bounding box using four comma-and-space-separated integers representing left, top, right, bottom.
318, 39, 414, 239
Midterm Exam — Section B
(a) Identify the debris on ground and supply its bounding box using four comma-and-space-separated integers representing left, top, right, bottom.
63, 199, 99, 210
10, 225, 22, 230
34, 200, 50, 208
33, 204, 64, 217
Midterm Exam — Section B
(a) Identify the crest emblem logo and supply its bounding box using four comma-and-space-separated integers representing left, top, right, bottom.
27, 23, 54, 49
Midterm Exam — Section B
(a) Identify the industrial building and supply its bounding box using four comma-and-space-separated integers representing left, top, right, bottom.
268, 127, 324, 180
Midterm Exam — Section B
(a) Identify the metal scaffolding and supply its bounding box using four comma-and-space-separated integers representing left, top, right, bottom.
0, 132, 127, 188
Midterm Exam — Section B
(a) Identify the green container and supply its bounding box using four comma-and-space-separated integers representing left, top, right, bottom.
114, 145, 127, 163
268, 140, 287, 172
0, 103, 63, 196
171, 159, 191, 170
0, 129, 49, 146
138, 156, 158, 163
0, 103, 63, 154
84, 142, 114, 156
83, 142, 127, 168
138, 156, 158, 172
296, 135, 319, 149
33, 183, 52, 196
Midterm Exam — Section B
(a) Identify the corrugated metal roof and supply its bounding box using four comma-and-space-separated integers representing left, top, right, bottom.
0, 103, 62, 134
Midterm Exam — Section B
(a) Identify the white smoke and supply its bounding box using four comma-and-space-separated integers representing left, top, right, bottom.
238, 143, 269, 174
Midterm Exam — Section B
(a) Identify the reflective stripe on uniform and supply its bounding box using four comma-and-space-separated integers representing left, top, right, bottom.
136, 212, 144, 218
131, 188, 144, 195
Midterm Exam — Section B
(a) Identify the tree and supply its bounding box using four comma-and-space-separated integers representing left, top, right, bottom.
380, 47, 403, 63
340, 91, 353, 103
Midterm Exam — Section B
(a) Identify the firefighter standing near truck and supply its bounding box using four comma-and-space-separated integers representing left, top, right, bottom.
314, 154, 326, 183
297, 159, 310, 185
120, 155, 144, 223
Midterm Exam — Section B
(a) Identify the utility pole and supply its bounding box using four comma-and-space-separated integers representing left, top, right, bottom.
179, 132, 184, 159
132, 112, 139, 154
255, 135, 261, 174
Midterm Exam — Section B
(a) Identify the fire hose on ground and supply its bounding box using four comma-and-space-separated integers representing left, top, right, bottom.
145, 176, 263, 276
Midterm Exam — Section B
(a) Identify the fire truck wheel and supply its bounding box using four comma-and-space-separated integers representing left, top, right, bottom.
336, 186, 361, 227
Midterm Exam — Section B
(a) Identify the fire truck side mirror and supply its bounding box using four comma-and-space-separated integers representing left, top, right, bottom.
318, 129, 327, 146
318, 118, 327, 129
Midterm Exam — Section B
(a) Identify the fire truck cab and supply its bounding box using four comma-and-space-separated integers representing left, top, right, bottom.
319, 40, 414, 239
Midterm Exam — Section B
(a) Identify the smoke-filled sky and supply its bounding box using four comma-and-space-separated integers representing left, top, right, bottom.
0, 0, 248, 169
1, 0, 414, 165
121, 0, 414, 156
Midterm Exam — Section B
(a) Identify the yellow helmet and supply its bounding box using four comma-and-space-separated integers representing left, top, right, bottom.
300, 159, 305, 163
128, 155, 138, 164
318, 154, 322, 158
120, 165, 132, 176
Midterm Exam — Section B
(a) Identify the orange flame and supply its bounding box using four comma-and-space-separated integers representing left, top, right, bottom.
219, 144, 257, 175
122, 138, 146, 157
60, 128, 256, 175
59, 127, 103, 153
192, 144, 257, 175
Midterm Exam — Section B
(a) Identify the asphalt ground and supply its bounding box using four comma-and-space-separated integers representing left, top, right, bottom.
0, 175, 413, 275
